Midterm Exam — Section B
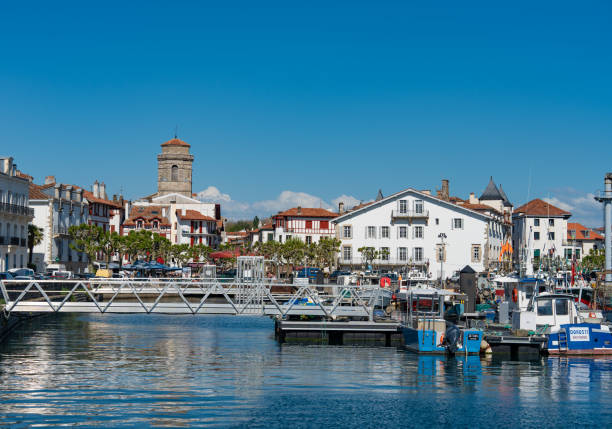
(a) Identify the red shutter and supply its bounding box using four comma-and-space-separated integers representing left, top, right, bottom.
320, 220, 329, 229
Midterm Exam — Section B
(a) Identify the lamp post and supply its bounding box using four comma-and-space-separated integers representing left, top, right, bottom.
438, 233, 447, 289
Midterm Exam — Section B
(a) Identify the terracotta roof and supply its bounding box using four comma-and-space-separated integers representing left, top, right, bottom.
260, 222, 274, 230
513, 198, 571, 217
226, 231, 249, 237
176, 210, 216, 221
125, 205, 170, 225
459, 203, 502, 215
81, 189, 122, 208
29, 183, 50, 200
567, 223, 604, 241
161, 138, 190, 147
449, 196, 465, 203
275, 207, 338, 218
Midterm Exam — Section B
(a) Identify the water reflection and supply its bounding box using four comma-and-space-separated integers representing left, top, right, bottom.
1, 314, 611, 427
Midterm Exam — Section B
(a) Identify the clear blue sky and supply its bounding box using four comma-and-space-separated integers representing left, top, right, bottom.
1, 1, 610, 224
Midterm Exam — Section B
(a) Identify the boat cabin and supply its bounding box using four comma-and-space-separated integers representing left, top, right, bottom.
512, 293, 581, 332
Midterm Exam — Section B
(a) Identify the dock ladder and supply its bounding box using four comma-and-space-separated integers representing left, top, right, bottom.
558, 328, 568, 352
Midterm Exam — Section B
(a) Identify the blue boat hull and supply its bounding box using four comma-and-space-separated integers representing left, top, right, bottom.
402, 327, 482, 354
547, 323, 612, 355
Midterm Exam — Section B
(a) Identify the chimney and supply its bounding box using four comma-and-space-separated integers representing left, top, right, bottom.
338, 202, 345, 214
54, 184, 61, 199
441, 179, 449, 201
100, 182, 106, 199
422, 190, 431, 196
93, 180, 99, 198
45, 175, 56, 185
162, 207, 166, 217
12, 163, 17, 177
469, 192, 478, 204
76, 189, 83, 203
65, 185, 73, 200
297, 206, 302, 215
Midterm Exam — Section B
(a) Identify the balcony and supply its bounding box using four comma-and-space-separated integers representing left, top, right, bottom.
0, 202, 34, 217
53, 226, 70, 237
338, 256, 430, 267
391, 209, 429, 222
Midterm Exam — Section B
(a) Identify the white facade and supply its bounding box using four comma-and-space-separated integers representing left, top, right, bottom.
272, 208, 337, 245
29, 183, 90, 273
512, 201, 571, 269
0, 157, 32, 270
332, 189, 505, 279
129, 193, 221, 247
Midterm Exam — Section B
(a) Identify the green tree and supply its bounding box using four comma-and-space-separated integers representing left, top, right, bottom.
252, 216, 260, 229
99, 231, 125, 267
282, 237, 306, 275
358, 246, 378, 269
69, 224, 103, 272
171, 244, 191, 267
582, 248, 605, 271
317, 237, 342, 272
27, 224, 44, 267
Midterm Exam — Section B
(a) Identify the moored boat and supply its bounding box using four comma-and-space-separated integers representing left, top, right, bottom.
401, 286, 483, 355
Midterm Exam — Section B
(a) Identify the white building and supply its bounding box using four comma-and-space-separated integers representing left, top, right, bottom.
0, 157, 33, 270
564, 223, 603, 262
272, 207, 337, 244
29, 180, 90, 273
128, 193, 222, 247
332, 185, 508, 279
512, 199, 572, 269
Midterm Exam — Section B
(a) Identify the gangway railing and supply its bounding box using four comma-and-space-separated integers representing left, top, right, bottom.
0, 279, 387, 320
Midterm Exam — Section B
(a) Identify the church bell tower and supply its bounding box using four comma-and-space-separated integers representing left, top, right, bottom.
157, 137, 194, 197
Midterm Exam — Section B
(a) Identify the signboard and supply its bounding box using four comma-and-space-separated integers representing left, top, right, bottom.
569, 327, 590, 342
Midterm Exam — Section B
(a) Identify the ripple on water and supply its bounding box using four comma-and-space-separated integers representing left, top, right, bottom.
1, 314, 612, 427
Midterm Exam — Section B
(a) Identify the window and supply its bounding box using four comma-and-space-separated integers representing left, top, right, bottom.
413, 226, 424, 239
414, 200, 424, 214
537, 299, 553, 316
549, 219, 554, 227
564, 249, 572, 260
137, 220, 143, 229
548, 232, 555, 240
471, 245, 481, 262
452, 218, 463, 229
320, 220, 329, 229
435, 218, 439, 225
576, 249, 580, 259
555, 299, 569, 316
305, 220, 312, 229
171, 165, 179, 181
399, 226, 407, 238
534, 231, 540, 240
381, 226, 390, 238
343, 225, 352, 238
267, 233, 273, 241
398, 247, 407, 261
534, 219, 540, 226
399, 200, 407, 214
367, 226, 376, 239
286, 235, 292, 240
153, 221, 158, 229
305, 236, 312, 244
343, 246, 352, 261
534, 249, 540, 259
379, 247, 390, 260
584, 230, 590, 238
413, 247, 423, 262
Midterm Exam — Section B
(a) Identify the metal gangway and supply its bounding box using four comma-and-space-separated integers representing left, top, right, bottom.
1, 258, 387, 320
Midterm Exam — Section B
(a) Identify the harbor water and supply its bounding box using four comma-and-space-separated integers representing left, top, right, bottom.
1, 314, 612, 427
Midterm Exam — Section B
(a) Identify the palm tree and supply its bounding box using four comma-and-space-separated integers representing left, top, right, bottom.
27, 224, 43, 268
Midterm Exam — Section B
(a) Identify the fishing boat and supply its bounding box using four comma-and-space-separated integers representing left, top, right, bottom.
512, 292, 612, 355
401, 286, 483, 355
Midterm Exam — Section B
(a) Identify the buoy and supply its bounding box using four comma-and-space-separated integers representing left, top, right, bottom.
512, 288, 518, 303
480, 339, 492, 354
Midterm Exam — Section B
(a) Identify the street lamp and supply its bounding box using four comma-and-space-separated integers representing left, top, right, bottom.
438, 232, 447, 288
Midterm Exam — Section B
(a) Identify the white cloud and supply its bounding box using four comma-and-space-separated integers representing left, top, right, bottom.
252, 190, 332, 213
332, 194, 361, 210
197, 186, 232, 202
544, 189, 603, 227
195, 186, 360, 220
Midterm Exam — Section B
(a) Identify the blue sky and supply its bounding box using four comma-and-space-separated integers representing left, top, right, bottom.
1, 1, 610, 225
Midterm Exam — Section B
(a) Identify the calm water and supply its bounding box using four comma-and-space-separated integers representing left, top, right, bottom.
1, 315, 612, 428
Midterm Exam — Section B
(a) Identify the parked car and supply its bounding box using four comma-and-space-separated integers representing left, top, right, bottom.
0, 272, 15, 280
9, 268, 35, 278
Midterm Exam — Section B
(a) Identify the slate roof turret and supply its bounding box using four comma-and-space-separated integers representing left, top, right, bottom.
479, 176, 503, 201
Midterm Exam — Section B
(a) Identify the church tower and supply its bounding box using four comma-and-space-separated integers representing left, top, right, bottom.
157, 137, 194, 197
